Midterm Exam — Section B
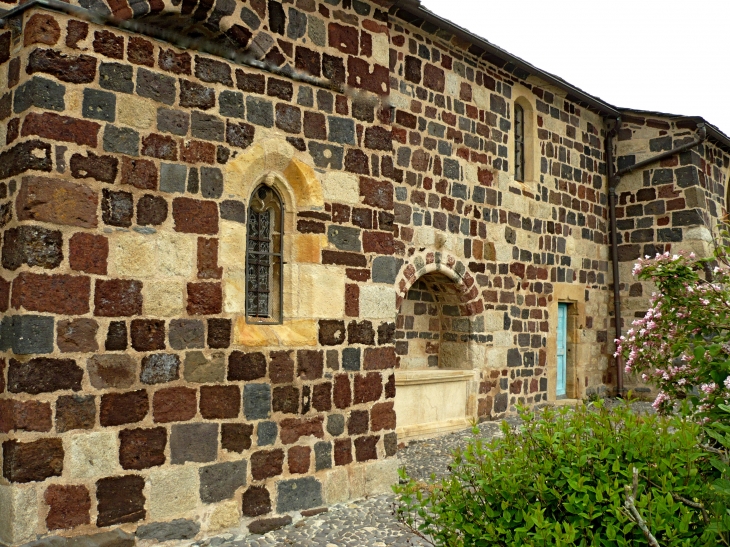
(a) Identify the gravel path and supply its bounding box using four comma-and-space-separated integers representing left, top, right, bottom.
195, 400, 651, 547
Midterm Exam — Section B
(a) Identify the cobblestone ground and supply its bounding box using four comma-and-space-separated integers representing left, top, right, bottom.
195, 401, 652, 547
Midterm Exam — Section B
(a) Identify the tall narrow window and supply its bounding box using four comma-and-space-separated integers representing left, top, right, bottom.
514, 103, 525, 182
246, 184, 283, 324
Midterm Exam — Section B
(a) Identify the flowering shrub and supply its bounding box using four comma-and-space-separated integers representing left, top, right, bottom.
616, 238, 730, 423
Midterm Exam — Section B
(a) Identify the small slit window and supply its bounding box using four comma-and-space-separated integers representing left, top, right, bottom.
246, 184, 284, 324
515, 103, 525, 182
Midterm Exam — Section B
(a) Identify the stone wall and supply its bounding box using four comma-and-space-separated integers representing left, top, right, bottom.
2, 0, 725, 544
613, 113, 729, 394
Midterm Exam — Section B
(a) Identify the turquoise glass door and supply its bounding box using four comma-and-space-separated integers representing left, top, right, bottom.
556, 303, 568, 398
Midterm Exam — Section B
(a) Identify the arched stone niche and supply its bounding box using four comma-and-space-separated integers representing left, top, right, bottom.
220, 139, 331, 348
393, 252, 484, 441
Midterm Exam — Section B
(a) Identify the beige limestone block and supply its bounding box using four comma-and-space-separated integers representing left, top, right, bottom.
372, 33, 389, 66
275, 320, 317, 346
284, 158, 324, 209
502, 191, 528, 216
463, 163, 478, 185
297, 265, 345, 318
207, 500, 240, 531
445, 72, 459, 97
472, 87, 488, 108
118, 95, 156, 130
529, 200, 551, 219
157, 232, 195, 277
492, 331, 512, 347
149, 466, 199, 520
388, 91, 410, 110
413, 226, 436, 248
323, 467, 349, 504
233, 320, 279, 347
66, 88, 82, 115
293, 234, 323, 263
321, 171, 359, 205
0, 485, 38, 545
223, 270, 246, 315
109, 234, 157, 277
363, 459, 399, 496
66, 431, 119, 479
347, 465, 367, 500
224, 144, 265, 199
359, 284, 396, 320
494, 242, 513, 262
684, 226, 713, 243
144, 281, 184, 317
483, 311, 503, 332
219, 220, 247, 269
264, 139, 296, 174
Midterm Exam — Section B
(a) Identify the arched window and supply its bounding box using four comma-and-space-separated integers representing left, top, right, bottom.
514, 103, 525, 182
246, 184, 284, 324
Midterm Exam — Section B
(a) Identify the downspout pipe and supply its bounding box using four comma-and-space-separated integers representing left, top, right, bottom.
607, 121, 707, 396
0, 0, 343, 92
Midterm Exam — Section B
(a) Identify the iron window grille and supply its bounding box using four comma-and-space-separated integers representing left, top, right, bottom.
515, 103, 525, 182
245, 184, 284, 324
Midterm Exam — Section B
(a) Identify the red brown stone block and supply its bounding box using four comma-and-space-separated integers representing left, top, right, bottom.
354, 435, 378, 462
70, 233, 108, 275
359, 177, 393, 210
173, 197, 218, 234
122, 157, 158, 190
187, 282, 222, 315
370, 401, 396, 431
181, 141, 216, 164
288, 446, 311, 474
93, 30, 124, 59
0, 277, 9, 312
55, 395, 96, 432
251, 449, 284, 480
94, 279, 143, 317
242, 485, 271, 516
128, 36, 154, 66
297, 350, 323, 380
70, 152, 118, 184
334, 438, 352, 466
16, 175, 98, 228
11, 272, 90, 315
228, 351, 266, 381
354, 372, 382, 404
22, 112, 100, 147
24, 14, 61, 46
45, 484, 91, 530
0, 399, 52, 433
272, 385, 299, 414
141, 133, 178, 160
199, 385, 241, 419
363, 347, 398, 370
280, 417, 324, 444
130, 319, 166, 351
96, 475, 146, 527
269, 351, 294, 384
222, 423, 253, 453
2, 438, 64, 483
153, 387, 197, 423
100, 390, 148, 427
119, 427, 167, 470
347, 409, 368, 435
66, 20, 88, 49
333, 374, 351, 409
312, 382, 332, 412
8, 358, 84, 395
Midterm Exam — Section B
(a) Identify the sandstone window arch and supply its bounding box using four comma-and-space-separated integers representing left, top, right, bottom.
513, 96, 536, 184
245, 181, 284, 324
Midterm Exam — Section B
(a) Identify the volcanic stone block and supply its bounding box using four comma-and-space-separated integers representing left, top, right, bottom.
257, 421, 278, 446
136, 519, 200, 541
153, 387, 197, 423
342, 348, 361, 372
103, 126, 139, 156
70, 152, 118, 184
141, 354, 180, 384
228, 351, 267, 381
191, 111, 225, 141
8, 357, 82, 394
297, 350, 323, 380
199, 385, 241, 419
44, 484, 91, 530
272, 385, 299, 414
250, 449, 284, 480
2, 438, 64, 483
11, 315, 55, 355
88, 354, 136, 389
222, 423, 253, 453
137, 194, 168, 226
180, 79, 215, 110
100, 390, 149, 427
101, 189, 133, 227
318, 320, 345, 346
105, 321, 128, 350
244, 384, 271, 420
159, 49, 192, 74
99, 62, 134, 93
242, 486, 271, 517
348, 410, 369, 435
69, 232, 109, 275
288, 446, 311, 474
2, 225, 62, 271
384, 432, 397, 456
354, 435, 378, 462
131, 319, 166, 352
0, 399, 51, 433
183, 351, 226, 383
96, 475, 146, 527
55, 395, 96, 433
276, 477, 323, 512
83, 89, 116, 122
314, 441, 332, 471
170, 422, 218, 464
269, 351, 294, 383
326, 414, 345, 436
219, 90, 244, 118
157, 107, 190, 136
199, 460, 247, 503
136, 68, 176, 105
119, 427, 167, 470
169, 319, 205, 349
248, 516, 292, 535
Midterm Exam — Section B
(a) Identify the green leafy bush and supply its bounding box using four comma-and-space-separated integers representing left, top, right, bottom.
394, 402, 730, 546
